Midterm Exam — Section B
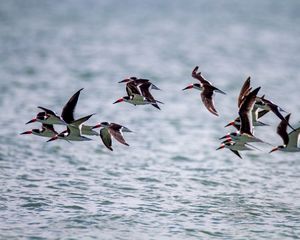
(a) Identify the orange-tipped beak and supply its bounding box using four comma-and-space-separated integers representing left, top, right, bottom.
47, 135, 58, 142
20, 130, 32, 135
182, 84, 193, 91
118, 79, 130, 83
219, 134, 230, 140
216, 144, 225, 150
224, 121, 234, 127
113, 98, 124, 104
269, 147, 279, 153
92, 123, 102, 129
26, 118, 37, 124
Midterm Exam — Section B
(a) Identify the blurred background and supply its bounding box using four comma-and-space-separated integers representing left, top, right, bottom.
1, 0, 300, 239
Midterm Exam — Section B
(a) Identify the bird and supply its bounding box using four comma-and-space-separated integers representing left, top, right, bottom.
92, 122, 132, 151
225, 77, 269, 129
270, 113, 300, 153
47, 114, 94, 142
182, 66, 226, 116
20, 124, 57, 138
26, 88, 84, 125
216, 138, 254, 159
114, 81, 162, 109
236, 86, 263, 142
26, 109, 66, 125
220, 87, 264, 144
256, 95, 295, 130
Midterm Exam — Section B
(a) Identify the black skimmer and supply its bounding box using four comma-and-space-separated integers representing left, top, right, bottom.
92, 122, 132, 151
225, 109, 269, 130
20, 124, 57, 138
216, 139, 254, 159
26, 88, 84, 125
47, 114, 94, 142
256, 95, 295, 130
26, 109, 65, 125
182, 66, 226, 116
236, 86, 263, 142
270, 113, 300, 153
220, 87, 265, 144
225, 76, 269, 130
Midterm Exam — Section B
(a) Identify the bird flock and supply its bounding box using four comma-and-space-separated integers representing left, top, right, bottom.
21, 66, 300, 157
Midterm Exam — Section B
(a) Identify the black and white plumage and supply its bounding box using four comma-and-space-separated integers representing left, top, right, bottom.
183, 66, 226, 116
20, 124, 57, 138
270, 113, 300, 153
114, 79, 162, 109
93, 122, 132, 151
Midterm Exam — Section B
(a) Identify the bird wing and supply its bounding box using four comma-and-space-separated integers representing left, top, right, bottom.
200, 86, 219, 116
287, 127, 300, 148
69, 114, 94, 134
37, 106, 57, 116
100, 128, 113, 151
61, 88, 83, 124
277, 113, 291, 146
126, 82, 141, 96
42, 124, 57, 134
109, 123, 129, 146
261, 96, 295, 130
139, 82, 156, 102
191, 66, 210, 85
238, 87, 261, 135
257, 109, 269, 119
230, 149, 242, 159
238, 76, 251, 108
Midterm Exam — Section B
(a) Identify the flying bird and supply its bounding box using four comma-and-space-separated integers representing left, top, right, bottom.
20, 124, 57, 138
182, 66, 226, 116
216, 138, 255, 159
270, 113, 300, 153
26, 88, 84, 125
92, 122, 132, 151
256, 95, 295, 130
47, 114, 94, 142
114, 81, 162, 109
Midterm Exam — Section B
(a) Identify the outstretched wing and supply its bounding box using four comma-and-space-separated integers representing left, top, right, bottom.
230, 149, 242, 159
126, 82, 141, 96
109, 123, 129, 146
100, 128, 113, 151
37, 106, 56, 116
42, 124, 57, 134
200, 87, 218, 116
61, 88, 83, 124
238, 87, 260, 135
191, 66, 210, 85
238, 76, 251, 108
277, 113, 291, 146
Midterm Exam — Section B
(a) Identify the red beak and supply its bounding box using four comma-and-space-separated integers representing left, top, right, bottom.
219, 134, 230, 140
216, 144, 225, 150
269, 147, 279, 153
26, 118, 37, 124
20, 130, 32, 135
113, 98, 124, 104
92, 123, 102, 129
118, 79, 130, 83
47, 135, 58, 142
182, 84, 193, 91
224, 121, 234, 127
